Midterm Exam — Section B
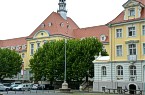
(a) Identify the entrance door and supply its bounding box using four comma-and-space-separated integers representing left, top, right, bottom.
129, 84, 136, 94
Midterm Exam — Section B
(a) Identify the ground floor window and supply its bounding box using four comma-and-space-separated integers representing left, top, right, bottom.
102, 87, 106, 92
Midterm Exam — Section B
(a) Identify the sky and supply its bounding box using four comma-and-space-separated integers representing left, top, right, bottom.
0, 0, 127, 40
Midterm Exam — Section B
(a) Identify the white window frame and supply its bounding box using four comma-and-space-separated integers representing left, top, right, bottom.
41, 23, 45, 28
128, 44, 137, 55
128, 26, 136, 37
142, 25, 145, 35
30, 43, 34, 55
101, 66, 107, 76
116, 29, 122, 38
128, 8, 135, 16
100, 35, 106, 41
22, 53, 25, 58
102, 45, 106, 52
143, 43, 145, 55
116, 45, 123, 56
117, 65, 123, 76
37, 42, 40, 50
129, 65, 136, 76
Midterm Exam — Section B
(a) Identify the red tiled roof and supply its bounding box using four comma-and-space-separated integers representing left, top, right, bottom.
27, 12, 79, 39
74, 25, 109, 43
0, 12, 109, 49
108, 8, 145, 24
108, 0, 145, 24
0, 37, 27, 47
136, 0, 145, 5
0, 40, 2, 47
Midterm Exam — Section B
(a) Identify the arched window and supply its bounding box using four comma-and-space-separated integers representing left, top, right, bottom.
102, 66, 106, 76
129, 65, 136, 75
117, 65, 123, 75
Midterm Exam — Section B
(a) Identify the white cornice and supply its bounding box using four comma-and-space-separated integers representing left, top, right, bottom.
109, 19, 145, 27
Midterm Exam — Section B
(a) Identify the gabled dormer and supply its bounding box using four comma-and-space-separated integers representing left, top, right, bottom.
123, 0, 144, 20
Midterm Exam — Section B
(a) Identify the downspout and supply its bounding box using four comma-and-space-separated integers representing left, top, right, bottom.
109, 24, 113, 88
98, 63, 99, 91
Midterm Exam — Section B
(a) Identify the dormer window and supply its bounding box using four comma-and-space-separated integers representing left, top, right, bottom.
60, 23, 64, 27
41, 24, 45, 28
67, 25, 71, 29
48, 22, 52, 27
128, 8, 135, 16
100, 35, 106, 41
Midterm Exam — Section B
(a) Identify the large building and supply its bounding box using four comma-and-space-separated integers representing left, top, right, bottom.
0, 0, 144, 94
93, 0, 145, 94
0, 0, 109, 81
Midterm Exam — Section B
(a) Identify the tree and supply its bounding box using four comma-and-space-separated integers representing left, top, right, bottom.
0, 48, 22, 82
30, 37, 108, 83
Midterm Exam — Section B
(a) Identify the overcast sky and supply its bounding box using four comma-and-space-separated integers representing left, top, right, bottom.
0, 0, 127, 40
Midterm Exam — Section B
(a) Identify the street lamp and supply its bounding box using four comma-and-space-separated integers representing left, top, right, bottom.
64, 39, 67, 82
60, 39, 70, 92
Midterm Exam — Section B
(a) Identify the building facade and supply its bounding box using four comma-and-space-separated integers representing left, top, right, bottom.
93, 0, 145, 94
0, 0, 109, 82
0, 0, 144, 94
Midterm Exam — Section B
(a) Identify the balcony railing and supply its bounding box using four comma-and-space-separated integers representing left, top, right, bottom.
127, 55, 137, 62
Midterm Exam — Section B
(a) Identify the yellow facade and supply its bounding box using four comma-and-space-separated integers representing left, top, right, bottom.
109, 0, 145, 62
110, 22, 145, 61
25, 30, 65, 69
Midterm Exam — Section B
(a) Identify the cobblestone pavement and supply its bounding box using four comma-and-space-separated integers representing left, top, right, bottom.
0, 90, 131, 95
0, 90, 66, 95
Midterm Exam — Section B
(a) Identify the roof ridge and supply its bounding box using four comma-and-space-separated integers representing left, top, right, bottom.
107, 11, 124, 25
78, 25, 108, 30
0, 36, 27, 41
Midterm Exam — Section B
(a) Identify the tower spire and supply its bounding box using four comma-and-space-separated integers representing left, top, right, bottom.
57, 0, 67, 20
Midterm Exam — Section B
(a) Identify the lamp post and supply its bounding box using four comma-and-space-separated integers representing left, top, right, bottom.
64, 39, 67, 82
60, 39, 70, 92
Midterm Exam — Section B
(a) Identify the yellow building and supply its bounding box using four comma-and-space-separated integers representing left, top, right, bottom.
93, 0, 145, 94
1, 0, 144, 94
0, 0, 109, 82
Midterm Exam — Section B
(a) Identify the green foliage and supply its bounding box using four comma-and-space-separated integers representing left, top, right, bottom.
0, 48, 22, 81
30, 37, 108, 82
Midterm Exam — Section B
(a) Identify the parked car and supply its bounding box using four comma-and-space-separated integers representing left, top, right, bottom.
3, 83, 11, 87
10, 82, 21, 90
12, 84, 31, 91
0, 84, 10, 91
31, 84, 38, 90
